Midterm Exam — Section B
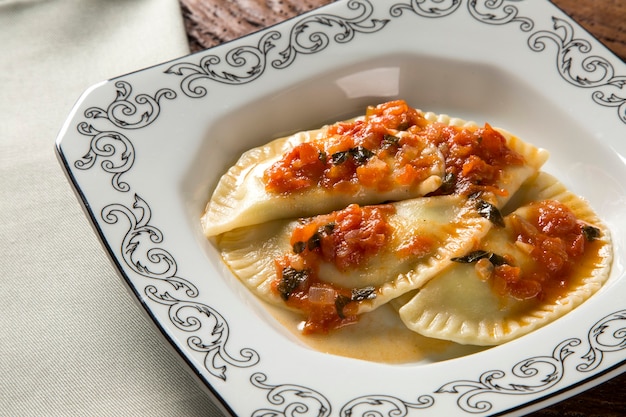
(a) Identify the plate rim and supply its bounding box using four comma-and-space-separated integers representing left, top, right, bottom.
55, 0, 626, 415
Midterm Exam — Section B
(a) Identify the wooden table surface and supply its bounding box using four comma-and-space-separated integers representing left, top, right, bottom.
179, 1, 625, 416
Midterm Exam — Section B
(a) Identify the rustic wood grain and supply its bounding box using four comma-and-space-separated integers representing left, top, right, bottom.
180, 0, 335, 52
551, 0, 626, 61
180, 0, 626, 61
179, 0, 625, 415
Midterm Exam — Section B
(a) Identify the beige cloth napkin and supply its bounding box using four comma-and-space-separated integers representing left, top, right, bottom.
1, 1, 225, 415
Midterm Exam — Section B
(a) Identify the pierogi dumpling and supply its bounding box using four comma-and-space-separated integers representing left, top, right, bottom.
217, 195, 493, 334
202, 101, 445, 236
205, 100, 559, 337
201, 100, 549, 237
395, 172, 612, 345
419, 112, 549, 209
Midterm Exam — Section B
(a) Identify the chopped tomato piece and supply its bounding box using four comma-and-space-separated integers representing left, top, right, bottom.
272, 203, 395, 334
264, 100, 437, 194
264, 142, 325, 193
426, 122, 525, 196
498, 200, 600, 301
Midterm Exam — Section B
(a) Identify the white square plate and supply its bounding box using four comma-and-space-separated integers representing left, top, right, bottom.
56, 1, 626, 415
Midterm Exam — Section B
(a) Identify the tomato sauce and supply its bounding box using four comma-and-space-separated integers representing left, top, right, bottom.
492, 200, 600, 301
425, 122, 526, 196
271, 204, 394, 334
264, 100, 526, 199
263, 100, 436, 194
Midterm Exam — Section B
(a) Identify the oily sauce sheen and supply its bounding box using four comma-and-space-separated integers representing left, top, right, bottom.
273, 204, 395, 334
266, 302, 485, 364
212, 99, 609, 352
265, 100, 533, 334
495, 200, 601, 301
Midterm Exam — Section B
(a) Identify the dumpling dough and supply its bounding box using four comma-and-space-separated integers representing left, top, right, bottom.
217, 195, 493, 314
202, 122, 444, 237
420, 112, 549, 210
394, 172, 613, 345
201, 102, 549, 237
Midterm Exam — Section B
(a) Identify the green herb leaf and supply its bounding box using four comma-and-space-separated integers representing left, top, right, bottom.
382, 134, 400, 149
452, 250, 508, 266
451, 250, 490, 263
476, 199, 505, 227
582, 225, 601, 241
350, 146, 375, 165
304, 223, 336, 252
292, 241, 306, 254
331, 150, 349, 164
438, 172, 456, 195
397, 121, 410, 131
351, 286, 376, 301
331, 147, 374, 165
487, 252, 508, 266
307, 233, 321, 251
277, 267, 309, 301
321, 222, 336, 235
335, 295, 351, 319
335, 286, 377, 319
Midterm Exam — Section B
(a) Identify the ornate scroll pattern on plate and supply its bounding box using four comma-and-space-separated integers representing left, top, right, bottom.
437, 339, 578, 414
578, 310, 626, 373
84, 81, 176, 129
67, 0, 626, 414
72, 78, 260, 381
251, 373, 332, 417
274, 0, 389, 69
166, 0, 389, 98
74, 122, 134, 192
144, 286, 260, 381
390, 0, 531, 27
101, 195, 198, 296
250, 370, 436, 417
467, 0, 533, 31
390, 0, 625, 124
74, 81, 176, 191
390, 0, 462, 18
169, 0, 626, 124
529, 17, 626, 124
101, 194, 260, 380
341, 394, 435, 416
246, 310, 625, 415
436, 310, 626, 414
